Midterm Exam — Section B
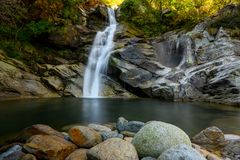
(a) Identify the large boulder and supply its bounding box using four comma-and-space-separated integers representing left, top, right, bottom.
23, 135, 77, 160
87, 138, 139, 160
132, 121, 191, 158
68, 126, 102, 148
157, 144, 206, 160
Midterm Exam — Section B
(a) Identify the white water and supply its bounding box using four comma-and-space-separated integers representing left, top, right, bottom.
83, 8, 117, 97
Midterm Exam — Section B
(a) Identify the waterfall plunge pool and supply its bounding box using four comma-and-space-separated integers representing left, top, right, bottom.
0, 98, 240, 144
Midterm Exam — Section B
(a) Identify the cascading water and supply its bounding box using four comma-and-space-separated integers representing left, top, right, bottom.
83, 8, 117, 97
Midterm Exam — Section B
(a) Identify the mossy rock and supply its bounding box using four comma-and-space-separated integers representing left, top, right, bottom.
132, 121, 191, 158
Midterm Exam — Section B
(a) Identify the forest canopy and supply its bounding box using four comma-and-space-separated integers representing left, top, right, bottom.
119, 0, 240, 36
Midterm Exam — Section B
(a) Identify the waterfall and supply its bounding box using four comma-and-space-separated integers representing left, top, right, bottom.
83, 8, 117, 98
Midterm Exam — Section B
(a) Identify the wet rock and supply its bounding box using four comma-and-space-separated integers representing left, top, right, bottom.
116, 117, 144, 133
116, 117, 128, 132
0, 145, 25, 160
191, 127, 227, 151
132, 121, 191, 158
24, 135, 76, 160
101, 131, 124, 141
14, 124, 64, 142
65, 149, 88, 160
88, 124, 112, 132
125, 121, 145, 133
157, 144, 206, 160
87, 138, 139, 160
68, 126, 102, 148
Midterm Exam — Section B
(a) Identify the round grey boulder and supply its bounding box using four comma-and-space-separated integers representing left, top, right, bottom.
132, 121, 191, 158
158, 144, 206, 160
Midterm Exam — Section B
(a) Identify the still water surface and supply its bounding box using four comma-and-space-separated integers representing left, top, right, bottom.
0, 98, 240, 143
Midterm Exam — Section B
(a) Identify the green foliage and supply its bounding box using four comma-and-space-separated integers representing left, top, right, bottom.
0, 41, 22, 59
120, 0, 162, 36
120, 0, 240, 36
18, 21, 53, 41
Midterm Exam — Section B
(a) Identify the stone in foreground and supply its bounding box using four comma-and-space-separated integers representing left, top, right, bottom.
68, 126, 102, 148
191, 126, 227, 151
23, 135, 76, 160
132, 121, 191, 158
158, 144, 206, 160
87, 138, 139, 160
65, 149, 88, 160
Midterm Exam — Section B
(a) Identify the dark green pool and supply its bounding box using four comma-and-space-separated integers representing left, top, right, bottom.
0, 98, 240, 144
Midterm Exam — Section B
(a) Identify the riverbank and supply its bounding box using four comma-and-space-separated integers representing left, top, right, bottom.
0, 117, 239, 160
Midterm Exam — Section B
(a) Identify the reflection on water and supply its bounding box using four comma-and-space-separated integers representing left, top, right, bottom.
0, 98, 240, 144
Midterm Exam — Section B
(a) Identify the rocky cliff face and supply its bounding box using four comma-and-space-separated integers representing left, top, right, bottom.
110, 22, 240, 105
0, 1, 239, 105
0, 50, 134, 99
